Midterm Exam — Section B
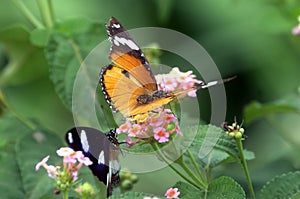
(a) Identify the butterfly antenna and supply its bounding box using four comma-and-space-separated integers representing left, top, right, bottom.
196, 75, 237, 89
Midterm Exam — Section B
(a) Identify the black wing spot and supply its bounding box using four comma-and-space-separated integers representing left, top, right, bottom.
121, 70, 130, 78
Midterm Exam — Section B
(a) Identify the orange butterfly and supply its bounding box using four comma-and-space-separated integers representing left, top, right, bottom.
100, 17, 232, 118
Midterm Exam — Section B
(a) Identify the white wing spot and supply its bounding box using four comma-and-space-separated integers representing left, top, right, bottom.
106, 172, 111, 187
202, 81, 218, 88
113, 39, 120, 46
67, 132, 73, 143
80, 130, 89, 152
114, 36, 139, 50
112, 23, 121, 28
98, 150, 105, 164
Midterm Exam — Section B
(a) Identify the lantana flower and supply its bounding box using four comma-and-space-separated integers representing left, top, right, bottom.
117, 109, 180, 144
156, 67, 203, 98
154, 127, 170, 143
35, 147, 93, 194
165, 187, 180, 199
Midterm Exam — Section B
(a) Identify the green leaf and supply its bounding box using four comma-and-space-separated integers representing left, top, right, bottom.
0, 112, 61, 199
244, 95, 300, 124
45, 18, 106, 110
0, 24, 48, 86
109, 191, 160, 199
206, 176, 245, 199
260, 171, 300, 199
243, 149, 255, 161
183, 125, 251, 168
0, 112, 33, 142
0, 143, 25, 199
174, 176, 245, 199
30, 28, 52, 47
15, 128, 64, 199
173, 181, 201, 199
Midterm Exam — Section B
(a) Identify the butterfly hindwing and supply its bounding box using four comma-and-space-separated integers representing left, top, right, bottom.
65, 127, 120, 196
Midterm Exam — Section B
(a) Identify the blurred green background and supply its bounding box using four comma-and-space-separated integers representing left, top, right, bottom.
0, 0, 300, 198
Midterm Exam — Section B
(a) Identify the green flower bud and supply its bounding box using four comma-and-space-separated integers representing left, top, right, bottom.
229, 132, 235, 137
235, 132, 243, 139
240, 128, 245, 134
121, 179, 133, 190
120, 171, 131, 180
166, 122, 175, 132
130, 174, 139, 184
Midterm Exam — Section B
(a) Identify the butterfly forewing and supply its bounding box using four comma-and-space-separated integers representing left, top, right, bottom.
105, 16, 157, 91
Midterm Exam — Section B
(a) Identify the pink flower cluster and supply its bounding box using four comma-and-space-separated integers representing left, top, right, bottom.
117, 109, 182, 143
292, 16, 300, 35
117, 68, 202, 144
155, 67, 203, 97
35, 147, 92, 181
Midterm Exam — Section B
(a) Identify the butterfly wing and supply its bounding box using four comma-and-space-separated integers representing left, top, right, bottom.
65, 127, 120, 197
106, 16, 157, 91
101, 64, 162, 116
100, 17, 160, 117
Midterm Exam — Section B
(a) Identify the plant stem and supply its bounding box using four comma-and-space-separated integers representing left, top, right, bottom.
47, 0, 55, 25
11, 0, 44, 29
176, 157, 207, 188
62, 191, 68, 199
152, 142, 201, 189
186, 149, 206, 183
236, 139, 255, 199
36, 0, 53, 27
0, 90, 36, 130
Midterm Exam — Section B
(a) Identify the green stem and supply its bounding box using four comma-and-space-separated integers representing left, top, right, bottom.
11, 0, 44, 29
0, 90, 36, 130
205, 166, 211, 184
176, 157, 207, 188
47, 0, 55, 25
236, 139, 255, 199
186, 149, 206, 183
62, 191, 68, 199
36, 0, 53, 27
152, 142, 201, 189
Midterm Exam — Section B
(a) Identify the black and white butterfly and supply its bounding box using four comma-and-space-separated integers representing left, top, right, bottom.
65, 127, 121, 197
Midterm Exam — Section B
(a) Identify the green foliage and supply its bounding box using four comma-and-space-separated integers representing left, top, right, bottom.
183, 125, 254, 168
0, 25, 48, 86
174, 177, 245, 199
244, 94, 300, 124
0, 0, 300, 198
45, 18, 106, 110
108, 191, 160, 199
260, 171, 300, 199
0, 112, 62, 199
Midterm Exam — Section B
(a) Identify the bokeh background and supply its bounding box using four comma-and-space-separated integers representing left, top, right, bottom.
0, 0, 300, 198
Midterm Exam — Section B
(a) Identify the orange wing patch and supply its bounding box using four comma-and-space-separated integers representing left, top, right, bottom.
110, 52, 157, 91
